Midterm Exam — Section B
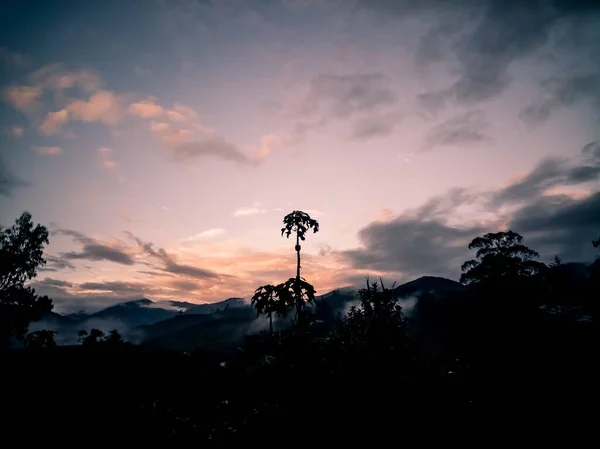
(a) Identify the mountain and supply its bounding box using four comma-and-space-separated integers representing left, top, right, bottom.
32, 298, 196, 345
393, 276, 465, 299
141, 307, 257, 353
32, 276, 466, 350
184, 297, 246, 315
84, 299, 178, 328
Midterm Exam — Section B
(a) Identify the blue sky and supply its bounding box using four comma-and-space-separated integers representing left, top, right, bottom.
1, 0, 599, 312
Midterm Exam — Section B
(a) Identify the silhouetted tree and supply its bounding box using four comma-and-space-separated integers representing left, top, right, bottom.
78, 328, 124, 346
251, 284, 281, 335
549, 255, 562, 268
460, 230, 546, 286
280, 210, 319, 318
275, 276, 317, 326
281, 210, 319, 282
0, 212, 53, 348
24, 329, 57, 349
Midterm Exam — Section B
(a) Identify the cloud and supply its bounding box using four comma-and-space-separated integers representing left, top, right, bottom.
130, 96, 285, 165
97, 147, 117, 169
0, 157, 29, 196
35, 146, 62, 156
40, 90, 124, 134
341, 140, 600, 279
125, 232, 224, 280
520, 73, 600, 126
182, 229, 227, 242
318, 243, 333, 256
350, 112, 403, 140
341, 193, 485, 280
55, 229, 136, 265
78, 280, 146, 296
29, 63, 102, 93
288, 73, 402, 139
422, 110, 492, 150
509, 192, 600, 262
9, 126, 24, 137
0, 46, 27, 67
39, 109, 69, 135
5, 63, 292, 166
38, 255, 76, 272
3, 85, 42, 114
36, 278, 74, 288
368, 0, 600, 111
491, 142, 600, 207
233, 201, 268, 217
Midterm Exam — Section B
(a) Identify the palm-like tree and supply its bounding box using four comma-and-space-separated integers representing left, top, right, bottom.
251, 284, 281, 335
281, 210, 319, 281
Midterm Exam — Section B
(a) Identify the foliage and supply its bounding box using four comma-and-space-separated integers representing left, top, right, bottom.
460, 230, 546, 286
250, 284, 284, 335
280, 210, 320, 242
337, 277, 407, 352
78, 328, 125, 346
252, 210, 320, 331
24, 329, 57, 349
0, 212, 53, 348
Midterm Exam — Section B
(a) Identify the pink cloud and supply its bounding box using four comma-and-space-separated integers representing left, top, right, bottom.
97, 147, 117, 169
127, 97, 165, 119
10, 126, 24, 137
39, 109, 69, 135
29, 63, 102, 93
3, 85, 42, 113
68, 90, 123, 125
35, 146, 63, 156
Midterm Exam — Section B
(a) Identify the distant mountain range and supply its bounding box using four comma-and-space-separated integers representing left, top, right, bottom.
29, 275, 469, 349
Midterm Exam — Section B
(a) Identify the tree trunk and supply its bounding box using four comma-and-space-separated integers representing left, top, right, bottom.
296, 233, 301, 281
269, 313, 273, 336
295, 232, 301, 318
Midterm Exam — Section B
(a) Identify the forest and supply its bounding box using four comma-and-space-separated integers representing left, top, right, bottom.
1, 210, 598, 444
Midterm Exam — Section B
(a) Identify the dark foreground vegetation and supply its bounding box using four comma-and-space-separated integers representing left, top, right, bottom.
1, 211, 598, 443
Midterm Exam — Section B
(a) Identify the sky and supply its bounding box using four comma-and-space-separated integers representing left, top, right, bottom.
1, 0, 599, 313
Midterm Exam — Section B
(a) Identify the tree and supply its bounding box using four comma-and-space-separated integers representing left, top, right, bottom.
78, 328, 124, 346
0, 212, 53, 348
24, 329, 57, 349
281, 210, 319, 282
251, 211, 320, 332
549, 255, 562, 268
459, 230, 546, 286
275, 277, 317, 326
251, 284, 282, 335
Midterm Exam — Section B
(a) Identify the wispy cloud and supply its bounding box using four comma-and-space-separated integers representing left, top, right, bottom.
0, 46, 27, 68
35, 146, 62, 156
182, 228, 227, 243
9, 126, 24, 137
3, 85, 42, 114
55, 229, 135, 265
97, 147, 117, 169
233, 201, 268, 217
422, 110, 492, 150
0, 157, 29, 196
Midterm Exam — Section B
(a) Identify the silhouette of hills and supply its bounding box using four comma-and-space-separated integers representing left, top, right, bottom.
32, 276, 471, 349
393, 275, 466, 298
184, 297, 246, 315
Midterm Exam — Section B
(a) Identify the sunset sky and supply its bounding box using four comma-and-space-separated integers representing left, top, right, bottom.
1, 0, 599, 313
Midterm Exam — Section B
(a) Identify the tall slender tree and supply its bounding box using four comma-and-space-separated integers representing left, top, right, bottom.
281, 210, 319, 282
